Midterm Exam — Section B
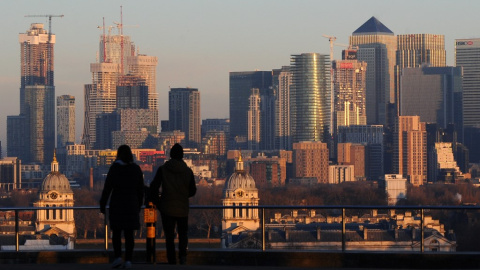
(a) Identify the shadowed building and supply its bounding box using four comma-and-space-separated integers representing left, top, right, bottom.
168, 88, 201, 148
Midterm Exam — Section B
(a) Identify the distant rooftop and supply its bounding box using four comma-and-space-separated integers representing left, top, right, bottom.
352, 16, 394, 36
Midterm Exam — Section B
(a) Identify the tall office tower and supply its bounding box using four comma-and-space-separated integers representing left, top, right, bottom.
290, 53, 330, 144
395, 34, 446, 113
337, 125, 384, 180
260, 87, 276, 151
116, 75, 149, 109
292, 141, 329, 184
455, 38, 480, 162
57, 95, 76, 148
126, 55, 159, 116
169, 88, 201, 148
394, 116, 427, 186
400, 66, 463, 141
247, 88, 261, 150
82, 63, 120, 149
229, 71, 272, 149
7, 23, 56, 164
273, 66, 292, 150
350, 17, 397, 125
332, 56, 367, 129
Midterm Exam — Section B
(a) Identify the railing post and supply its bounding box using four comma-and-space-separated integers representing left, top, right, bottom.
342, 208, 346, 252
15, 209, 19, 252
104, 209, 108, 251
262, 207, 266, 251
421, 208, 424, 253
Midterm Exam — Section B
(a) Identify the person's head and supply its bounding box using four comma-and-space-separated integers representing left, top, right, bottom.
170, 143, 184, 160
116, 145, 134, 163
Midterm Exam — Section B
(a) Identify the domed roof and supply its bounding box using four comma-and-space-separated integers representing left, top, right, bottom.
224, 155, 257, 192
225, 171, 256, 191
41, 172, 72, 192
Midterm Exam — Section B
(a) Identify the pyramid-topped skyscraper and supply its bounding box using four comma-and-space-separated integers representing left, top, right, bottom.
350, 16, 396, 126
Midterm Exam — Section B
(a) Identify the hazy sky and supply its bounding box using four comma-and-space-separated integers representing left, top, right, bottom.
1, 0, 479, 146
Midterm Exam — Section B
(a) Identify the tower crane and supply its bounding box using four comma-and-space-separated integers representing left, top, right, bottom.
24, 14, 64, 43
98, 17, 115, 63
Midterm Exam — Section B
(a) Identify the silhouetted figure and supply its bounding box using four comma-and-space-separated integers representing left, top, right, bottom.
149, 143, 197, 265
100, 145, 144, 269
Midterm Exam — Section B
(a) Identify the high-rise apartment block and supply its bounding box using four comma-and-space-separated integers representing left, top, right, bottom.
247, 88, 261, 150
202, 131, 227, 156
8, 23, 56, 164
292, 141, 329, 184
350, 17, 397, 126
57, 95, 76, 148
394, 116, 427, 186
273, 66, 292, 150
290, 53, 331, 143
201, 118, 230, 137
126, 55, 159, 113
400, 66, 463, 141
337, 143, 366, 180
0, 157, 22, 190
229, 71, 272, 149
332, 56, 367, 129
168, 88, 201, 148
429, 142, 464, 183
455, 38, 480, 162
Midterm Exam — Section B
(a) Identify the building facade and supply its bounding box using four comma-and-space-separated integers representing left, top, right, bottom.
57, 95, 75, 149
8, 23, 56, 163
350, 16, 397, 126
290, 53, 331, 143
273, 66, 292, 150
168, 88, 201, 148
455, 38, 480, 162
394, 116, 427, 186
247, 88, 261, 150
292, 141, 329, 184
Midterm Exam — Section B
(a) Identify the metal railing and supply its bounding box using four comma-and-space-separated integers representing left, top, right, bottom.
2, 205, 480, 252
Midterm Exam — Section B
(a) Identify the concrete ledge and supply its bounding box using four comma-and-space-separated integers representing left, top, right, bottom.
2, 249, 480, 269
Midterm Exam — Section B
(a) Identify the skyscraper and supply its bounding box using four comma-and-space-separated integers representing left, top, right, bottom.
395, 34, 446, 113
229, 71, 272, 149
57, 95, 76, 149
455, 38, 480, 162
400, 66, 463, 141
169, 88, 201, 148
273, 66, 292, 150
126, 55, 159, 119
247, 88, 261, 150
290, 53, 330, 143
350, 17, 397, 126
394, 116, 427, 186
8, 23, 55, 163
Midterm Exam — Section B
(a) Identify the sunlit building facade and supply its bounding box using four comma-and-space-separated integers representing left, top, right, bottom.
169, 88, 201, 148
290, 53, 330, 143
273, 66, 292, 150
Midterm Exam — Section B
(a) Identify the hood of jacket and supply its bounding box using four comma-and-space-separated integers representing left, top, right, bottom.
163, 158, 189, 174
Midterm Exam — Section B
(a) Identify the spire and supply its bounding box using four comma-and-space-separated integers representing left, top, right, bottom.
235, 153, 244, 172
51, 149, 59, 173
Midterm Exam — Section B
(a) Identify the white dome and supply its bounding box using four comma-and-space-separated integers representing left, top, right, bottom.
225, 171, 256, 191
41, 172, 72, 192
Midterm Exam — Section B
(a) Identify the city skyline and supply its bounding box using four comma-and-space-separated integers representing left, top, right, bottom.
1, 1, 480, 146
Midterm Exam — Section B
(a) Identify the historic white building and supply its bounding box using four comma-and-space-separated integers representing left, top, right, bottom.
222, 155, 260, 237
33, 152, 75, 239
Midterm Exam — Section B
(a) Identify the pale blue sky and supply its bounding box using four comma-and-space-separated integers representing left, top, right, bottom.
0, 0, 479, 146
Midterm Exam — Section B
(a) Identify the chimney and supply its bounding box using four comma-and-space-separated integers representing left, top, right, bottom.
292, 210, 298, 218
316, 227, 321, 240
389, 209, 396, 217
412, 228, 416, 240
285, 228, 289, 241
268, 229, 272, 241
372, 209, 377, 217
89, 167, 94, 189
364, 227, 368, 240
394, 228, 399, 240
310, 210, 316, 217
275, 212, 281, 220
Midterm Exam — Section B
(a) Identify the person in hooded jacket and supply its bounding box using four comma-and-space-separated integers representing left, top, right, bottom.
149, 143, 197, 265
100, 145, 144, 269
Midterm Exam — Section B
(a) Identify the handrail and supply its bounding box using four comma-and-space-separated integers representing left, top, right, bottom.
2, 204, 479, 252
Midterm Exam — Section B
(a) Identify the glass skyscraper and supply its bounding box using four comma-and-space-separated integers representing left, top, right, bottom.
290, 53, 331, 143
169, 88, 201, 148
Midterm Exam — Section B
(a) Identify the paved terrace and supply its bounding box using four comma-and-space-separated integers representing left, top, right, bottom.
2, 249, 480, 269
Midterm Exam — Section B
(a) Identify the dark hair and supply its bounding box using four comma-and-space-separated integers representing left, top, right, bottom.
170, 143, 184, 160
116, 145, 134, 163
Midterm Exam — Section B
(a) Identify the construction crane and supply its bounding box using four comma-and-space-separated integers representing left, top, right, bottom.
24, 14, 64, 43
97, 17, 115, 63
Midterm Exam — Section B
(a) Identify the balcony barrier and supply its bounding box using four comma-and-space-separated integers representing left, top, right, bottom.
1, 205, 479, 252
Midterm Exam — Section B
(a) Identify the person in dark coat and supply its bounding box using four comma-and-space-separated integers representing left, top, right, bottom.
100, 145, 144, 269
149, 143, 197, 265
